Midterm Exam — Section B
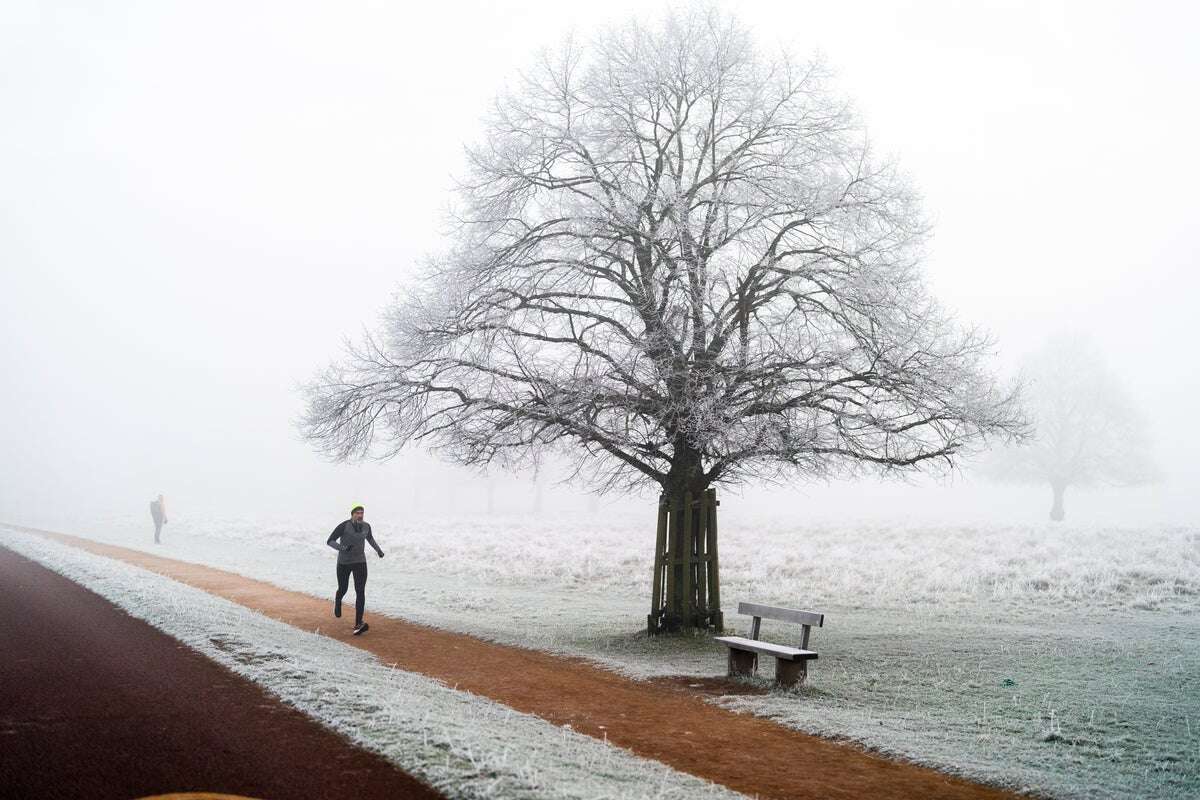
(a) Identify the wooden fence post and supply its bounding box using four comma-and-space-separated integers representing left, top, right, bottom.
648, 498, 668, 634
680, 491, 695, 627
705, 489, 723, 631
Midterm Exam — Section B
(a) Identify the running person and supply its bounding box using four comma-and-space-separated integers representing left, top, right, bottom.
326, 504, 384, 635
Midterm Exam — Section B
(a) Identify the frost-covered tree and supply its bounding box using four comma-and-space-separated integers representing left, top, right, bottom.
301, 9, 1022, 628
981, 335, 1157, 521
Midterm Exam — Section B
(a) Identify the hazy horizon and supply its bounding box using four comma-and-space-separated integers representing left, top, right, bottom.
3, 1, 1197, 527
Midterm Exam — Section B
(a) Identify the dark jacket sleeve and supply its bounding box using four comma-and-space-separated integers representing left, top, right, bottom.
365, 525, 384, 557
326, 521, 348, 551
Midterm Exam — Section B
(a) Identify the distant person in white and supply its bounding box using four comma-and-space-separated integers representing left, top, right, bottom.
149, 494, 168, 544
326, 504, 385, 635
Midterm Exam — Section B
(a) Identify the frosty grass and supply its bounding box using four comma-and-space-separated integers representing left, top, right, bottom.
4, 509, 1198, 799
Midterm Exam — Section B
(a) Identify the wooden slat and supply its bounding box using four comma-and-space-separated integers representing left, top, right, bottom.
737, 602, 823, 628
680, 491, 694, 623
705, 489, 721, 622
650, 498, 668, 619
714, 636, 818, 661
694, 491, 707, 618
665, 556, 716, 566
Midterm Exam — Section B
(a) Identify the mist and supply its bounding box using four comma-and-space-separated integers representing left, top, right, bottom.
3, 0, 1197, 528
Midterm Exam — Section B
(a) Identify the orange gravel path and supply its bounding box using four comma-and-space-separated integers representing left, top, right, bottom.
22, 526, 1024, 800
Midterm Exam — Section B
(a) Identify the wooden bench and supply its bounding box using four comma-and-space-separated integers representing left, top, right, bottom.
714, 602, 824, 687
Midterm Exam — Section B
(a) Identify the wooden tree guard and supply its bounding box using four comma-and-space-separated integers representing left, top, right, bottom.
648, 489, 724, 634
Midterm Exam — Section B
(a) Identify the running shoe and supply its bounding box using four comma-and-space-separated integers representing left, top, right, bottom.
334, 595, 342, 618
353, 622, 369, 635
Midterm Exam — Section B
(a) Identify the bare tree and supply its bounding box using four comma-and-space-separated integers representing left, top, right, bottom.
302, 9, 1023, 627
980, 334, 1157, 521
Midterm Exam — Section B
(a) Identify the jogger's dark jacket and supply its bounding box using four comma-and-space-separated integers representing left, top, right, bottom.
327, 520, 384, 564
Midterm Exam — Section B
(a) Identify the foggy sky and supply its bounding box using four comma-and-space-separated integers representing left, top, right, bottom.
2, 1, 1197, 526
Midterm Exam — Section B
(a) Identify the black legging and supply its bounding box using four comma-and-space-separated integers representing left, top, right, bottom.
335, 562, 368, 626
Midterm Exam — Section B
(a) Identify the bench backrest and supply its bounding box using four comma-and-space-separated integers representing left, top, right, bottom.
739, 602, 824, 649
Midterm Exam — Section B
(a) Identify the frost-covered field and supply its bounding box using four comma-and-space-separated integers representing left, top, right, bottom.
5, 509, 1198, 799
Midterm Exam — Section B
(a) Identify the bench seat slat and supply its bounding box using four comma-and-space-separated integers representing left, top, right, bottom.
714, 636, 818, 661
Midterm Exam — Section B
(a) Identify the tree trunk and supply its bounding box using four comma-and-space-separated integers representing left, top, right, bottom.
1049, 480, 1067, 522
649, 443, 723, 634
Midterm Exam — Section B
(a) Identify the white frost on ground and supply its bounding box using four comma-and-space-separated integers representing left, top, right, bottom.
4, 511, 1199, 799
0, 528, 748, 800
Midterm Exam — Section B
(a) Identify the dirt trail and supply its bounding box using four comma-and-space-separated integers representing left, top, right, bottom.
22, 526, 1024, 800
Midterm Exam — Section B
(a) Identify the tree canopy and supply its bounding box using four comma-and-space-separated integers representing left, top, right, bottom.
302, 9, 1023, 496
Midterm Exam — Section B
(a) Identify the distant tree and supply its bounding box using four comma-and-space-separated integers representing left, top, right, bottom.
980, 335, 1157, 521
301, 8, 1023, 629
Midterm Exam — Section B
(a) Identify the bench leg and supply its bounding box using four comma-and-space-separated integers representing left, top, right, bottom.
775, 658, 807, 688
727, 648, 757, 678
